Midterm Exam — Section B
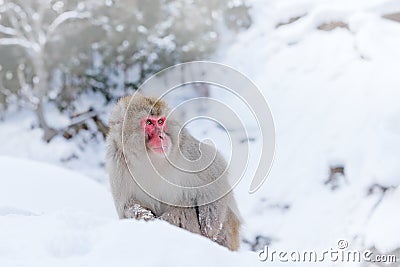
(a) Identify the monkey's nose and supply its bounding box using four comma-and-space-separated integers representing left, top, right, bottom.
159, 135, 164, 140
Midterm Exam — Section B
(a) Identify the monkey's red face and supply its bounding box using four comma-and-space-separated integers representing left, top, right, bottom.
140, 116, 171, 155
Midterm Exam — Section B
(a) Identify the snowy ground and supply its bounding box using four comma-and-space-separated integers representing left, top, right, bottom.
0, 156, 261, 267
1, 0, 400, 266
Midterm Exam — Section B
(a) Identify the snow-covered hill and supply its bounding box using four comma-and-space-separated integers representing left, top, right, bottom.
0, 156, 262, 267
219, 0, 400, 257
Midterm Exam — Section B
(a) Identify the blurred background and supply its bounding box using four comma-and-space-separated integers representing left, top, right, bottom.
0, 0, 400, 266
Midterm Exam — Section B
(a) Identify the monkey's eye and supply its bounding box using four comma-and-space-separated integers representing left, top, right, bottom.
158, 118, 164, 125
146, 119, 153, 125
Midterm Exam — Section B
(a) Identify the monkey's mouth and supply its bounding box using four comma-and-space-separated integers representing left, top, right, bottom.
150, 145, 169, 154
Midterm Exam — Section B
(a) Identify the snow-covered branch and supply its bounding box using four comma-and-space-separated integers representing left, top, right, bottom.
0, 24, 18, 36
0, 37, 39, 52
16, 66, 39, 106
0, 2, 35, 42
47, 10, 91, 34
0, 72, 13, 97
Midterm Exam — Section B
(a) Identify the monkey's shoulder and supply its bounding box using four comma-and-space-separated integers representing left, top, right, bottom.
179, 131, 228, 180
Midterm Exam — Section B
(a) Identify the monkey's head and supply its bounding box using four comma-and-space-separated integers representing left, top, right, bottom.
108, 93, 176, 157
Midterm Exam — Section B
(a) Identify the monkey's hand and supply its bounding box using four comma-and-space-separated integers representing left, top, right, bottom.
124, 200, 155, 221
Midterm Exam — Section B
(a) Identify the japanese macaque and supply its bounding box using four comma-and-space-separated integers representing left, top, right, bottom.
105, 93, 242, 251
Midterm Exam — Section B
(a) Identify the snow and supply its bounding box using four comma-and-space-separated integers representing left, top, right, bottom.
1, 0, 400, 266
365, 187, 400, 253
216, 0, 400, 260
0, 156, 115, 216
0, 156, 262, 267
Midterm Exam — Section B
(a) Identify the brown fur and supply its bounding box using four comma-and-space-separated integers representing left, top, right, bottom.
222, 209, 241, 251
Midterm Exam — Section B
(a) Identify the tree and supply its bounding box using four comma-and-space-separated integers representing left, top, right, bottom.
0, 0, 98, 141
0, 0, 252, 141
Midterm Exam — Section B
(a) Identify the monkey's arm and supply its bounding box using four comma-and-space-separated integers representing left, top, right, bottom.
124, 198, 155, 221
